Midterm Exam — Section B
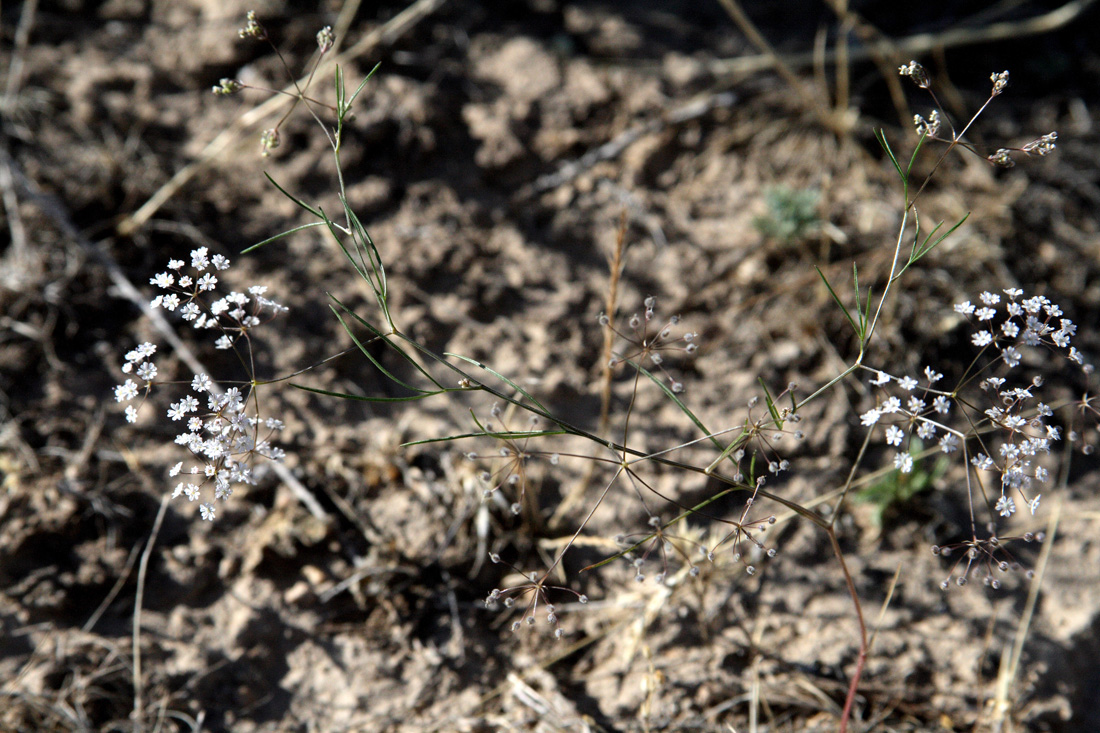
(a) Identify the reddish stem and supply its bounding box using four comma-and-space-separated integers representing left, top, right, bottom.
829, 527, 868, 733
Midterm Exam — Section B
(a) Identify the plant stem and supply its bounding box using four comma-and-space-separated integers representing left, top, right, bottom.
830, 526, 868, 733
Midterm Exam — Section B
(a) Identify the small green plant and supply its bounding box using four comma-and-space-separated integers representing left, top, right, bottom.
752, 184, 821, 244
855, 438, 949, 528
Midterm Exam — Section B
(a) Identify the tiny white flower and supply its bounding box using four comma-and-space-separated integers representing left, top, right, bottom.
1028, 495, 1041, 514
898, 376, 918, 391
1022, 296, 1044, 314
885, 425, 905, 446
871, 370, 892, 386
115, 379, 139, 402
197, 273, 218, 292
882, 396, 902, 414
861, 409, 881, 426
972, 453, 994, 471
199, 503, 216, 521
939, 433, 959, 453
894, 452, 913, 474
124, 405, 139, 423
150, 272, 175, 288
972, 331, 993, 347
932, 396, 951, 414
954, 301, 975, 315
924, 367, 943, 383
190, 247, 210, 270
976, 307, 997, 322
980, 291, 1001, 305
995, 495, 1016, 517
916, 421, 936, 440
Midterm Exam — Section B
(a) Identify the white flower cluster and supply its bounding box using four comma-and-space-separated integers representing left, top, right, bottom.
860, 289, 1085, 521
166, 383, 286, 521
859, 365, 955, 475
114, 248, 289, 520
970, 375, 1053, 518
953, 288, 1086, 372
146, 247, 288, 350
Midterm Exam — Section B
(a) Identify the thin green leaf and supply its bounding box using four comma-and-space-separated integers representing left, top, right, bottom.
344, 202, 386, 295
816, 266, 860, 338
876, 129, 905, 184
906, 132, 927, 178
261, 173, 322, 218
292, 384, 444, 402
758, 378, 783, 429
335, 65, 345, 112
344, 63, 380, 111
633, 363, 717, 447
404, 429, 568, 448
330, 306, 430, 394
917, 212, 969, 259
319, 208, 373, 285
329, 296, 444, 389
446, 353, 549, 413
241, 221, 327, 253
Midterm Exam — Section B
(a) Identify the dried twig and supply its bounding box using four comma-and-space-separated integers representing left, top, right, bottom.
524, 91, 737, 196
707, 0, 1096, 79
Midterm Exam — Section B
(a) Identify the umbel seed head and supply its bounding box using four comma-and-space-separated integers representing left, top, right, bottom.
898, 60, 930, 88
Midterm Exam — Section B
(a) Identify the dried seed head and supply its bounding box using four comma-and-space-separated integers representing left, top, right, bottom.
212, 78, 241, 96
990, 70, 1010, 96
898, 60, 930, 88
913, 110, 941, 138
238, 10, 267, 41
316, 26, 334, 53
1022, 132, 1058, 157
260, 128, 281, 157
988, 148, 1015, 168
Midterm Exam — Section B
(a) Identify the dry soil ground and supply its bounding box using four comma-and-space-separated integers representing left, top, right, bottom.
2, 1, 1100, 731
